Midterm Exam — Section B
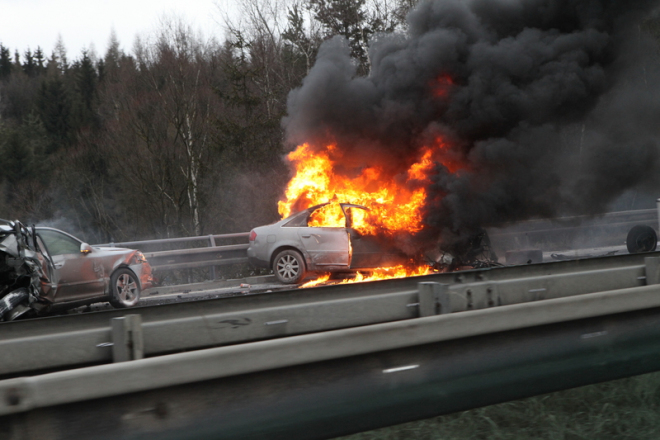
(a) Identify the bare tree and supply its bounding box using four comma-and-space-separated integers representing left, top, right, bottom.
101, 18, 221, 237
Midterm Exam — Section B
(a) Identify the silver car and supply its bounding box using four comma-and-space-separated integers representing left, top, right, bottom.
35, 227, 153, 311
247, 203, 405, 283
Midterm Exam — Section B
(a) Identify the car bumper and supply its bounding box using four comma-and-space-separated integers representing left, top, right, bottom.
130, 263, 154, 290
248, 256, 269, 269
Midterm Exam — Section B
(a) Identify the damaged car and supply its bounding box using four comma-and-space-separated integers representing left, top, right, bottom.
0, 221, 57, 320
0, 220, 153, 321
247, 203, 407, 283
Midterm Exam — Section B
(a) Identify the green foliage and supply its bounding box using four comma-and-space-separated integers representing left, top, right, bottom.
309, 0, 371, 71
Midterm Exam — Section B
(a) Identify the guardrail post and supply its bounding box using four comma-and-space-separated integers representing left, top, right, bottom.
418, 282, 449, 317
208, 235, 217, 280
645, 257, 660, 285
111, 315, 144, 362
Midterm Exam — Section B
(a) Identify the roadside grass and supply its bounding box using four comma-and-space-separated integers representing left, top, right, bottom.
335, 372, 660, 440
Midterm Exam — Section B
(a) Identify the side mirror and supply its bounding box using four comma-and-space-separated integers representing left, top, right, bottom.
80, 243, 93, 255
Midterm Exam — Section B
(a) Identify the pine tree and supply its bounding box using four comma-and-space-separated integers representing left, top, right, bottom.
0, 44, 12, 79
2, 130, 33, 205
23, 49, 36, 77
37, 77, 72, 152
34, 47, 46, 75
73, 51, 99, 128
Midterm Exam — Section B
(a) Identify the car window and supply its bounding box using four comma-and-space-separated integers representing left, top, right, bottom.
343, 206, 369, 229
308, 203, 346, 228
283, 211, 310, 227
35, 235, 53, 260
38, 230, 81, 256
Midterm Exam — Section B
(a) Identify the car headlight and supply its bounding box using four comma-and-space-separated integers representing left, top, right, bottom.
131, 251, 148, 264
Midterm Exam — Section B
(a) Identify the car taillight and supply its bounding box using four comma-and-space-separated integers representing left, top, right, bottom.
249, 230, 257, 242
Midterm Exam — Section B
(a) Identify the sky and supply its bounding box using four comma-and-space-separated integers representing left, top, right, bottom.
0, 0, 238, 60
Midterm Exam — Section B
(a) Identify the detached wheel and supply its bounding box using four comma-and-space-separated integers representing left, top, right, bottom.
109, 268, 141, 308
627, 225, 658, 254
273, 249, 307, 284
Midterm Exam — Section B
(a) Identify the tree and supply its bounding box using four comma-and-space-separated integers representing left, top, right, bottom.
72, 51, 99, 128
282, 3, 322, 73
0, 44, 12, 80
37, 77, 72, 152
22, 49, 36, 77
308, 0, 371, 71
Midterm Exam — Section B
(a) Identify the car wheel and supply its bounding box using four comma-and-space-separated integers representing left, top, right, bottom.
627, 225, 658, 254
0, 288, 29, 321
109, 268, 141, 308
273, 250, 307, 284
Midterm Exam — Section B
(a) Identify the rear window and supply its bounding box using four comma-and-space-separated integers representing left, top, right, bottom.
283, 211, 310, 227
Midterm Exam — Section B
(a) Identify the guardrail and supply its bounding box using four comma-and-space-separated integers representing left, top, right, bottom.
488, 208, 658, 251
93, 208, 658, 277
96, 233, 250, 276
0, 251, 655, 377
3, 255, 660, 438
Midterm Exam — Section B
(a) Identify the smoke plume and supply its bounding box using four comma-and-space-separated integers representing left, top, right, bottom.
283, 0, 660, 248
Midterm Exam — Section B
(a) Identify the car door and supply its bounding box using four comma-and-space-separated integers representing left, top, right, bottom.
297, 205, 350, 267
36, 229, 106, 302
341, 204, 401, 269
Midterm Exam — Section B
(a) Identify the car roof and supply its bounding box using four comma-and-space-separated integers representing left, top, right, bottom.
306, 202, 368, 211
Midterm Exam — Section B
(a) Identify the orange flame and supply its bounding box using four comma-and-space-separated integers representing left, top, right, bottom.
339, 265, 432, 283
279, 135, 464, 284
299, 265, 432, 288
300, 273, 331, 288
278, 143, 435, 235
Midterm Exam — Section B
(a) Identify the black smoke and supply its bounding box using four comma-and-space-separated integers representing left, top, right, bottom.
283, 0, 660, 250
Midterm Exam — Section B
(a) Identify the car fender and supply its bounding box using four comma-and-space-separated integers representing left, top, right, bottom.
268, 241, 311, 269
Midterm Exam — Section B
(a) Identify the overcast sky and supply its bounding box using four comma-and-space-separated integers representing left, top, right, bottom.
0, 0, 238, 59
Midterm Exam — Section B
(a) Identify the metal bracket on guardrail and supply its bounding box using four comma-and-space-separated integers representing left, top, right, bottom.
645, 257, 660, 285
419, 282, 502, 316
111, 315, 144, 362
418, 282, 449, 316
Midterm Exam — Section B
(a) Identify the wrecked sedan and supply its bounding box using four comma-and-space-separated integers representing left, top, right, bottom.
0, 220, 153, 321
247, 203, 405, 283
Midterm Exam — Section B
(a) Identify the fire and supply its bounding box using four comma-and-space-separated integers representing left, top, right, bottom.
299, 265, 432, 288
278, 130, 464, 284
278, 143, 436, 235
340, 265, 432, 283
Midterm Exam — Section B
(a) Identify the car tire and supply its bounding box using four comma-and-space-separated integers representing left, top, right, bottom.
273, 249, 307, 284
626, 225, 658, 254
109, 268, 141, 308
0, 288, 29, 321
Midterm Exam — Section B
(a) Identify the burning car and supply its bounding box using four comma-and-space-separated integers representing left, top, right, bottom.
0, 220, 153, 321
247, 203, 408, 283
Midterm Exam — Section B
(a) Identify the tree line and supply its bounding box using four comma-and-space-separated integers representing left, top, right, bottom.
0, 0, 415, 243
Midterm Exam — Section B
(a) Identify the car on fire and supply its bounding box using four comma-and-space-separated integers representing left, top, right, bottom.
247, 203, 406, 283
0, 220, 153, 321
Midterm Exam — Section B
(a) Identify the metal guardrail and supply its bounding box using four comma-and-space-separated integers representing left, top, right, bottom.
0, 251, 655, 377
91, 209, 658, 274
488, 208, 658, 250
96, 233, 250, 274
1, 210, 653, 438
4, 270, 660, 438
